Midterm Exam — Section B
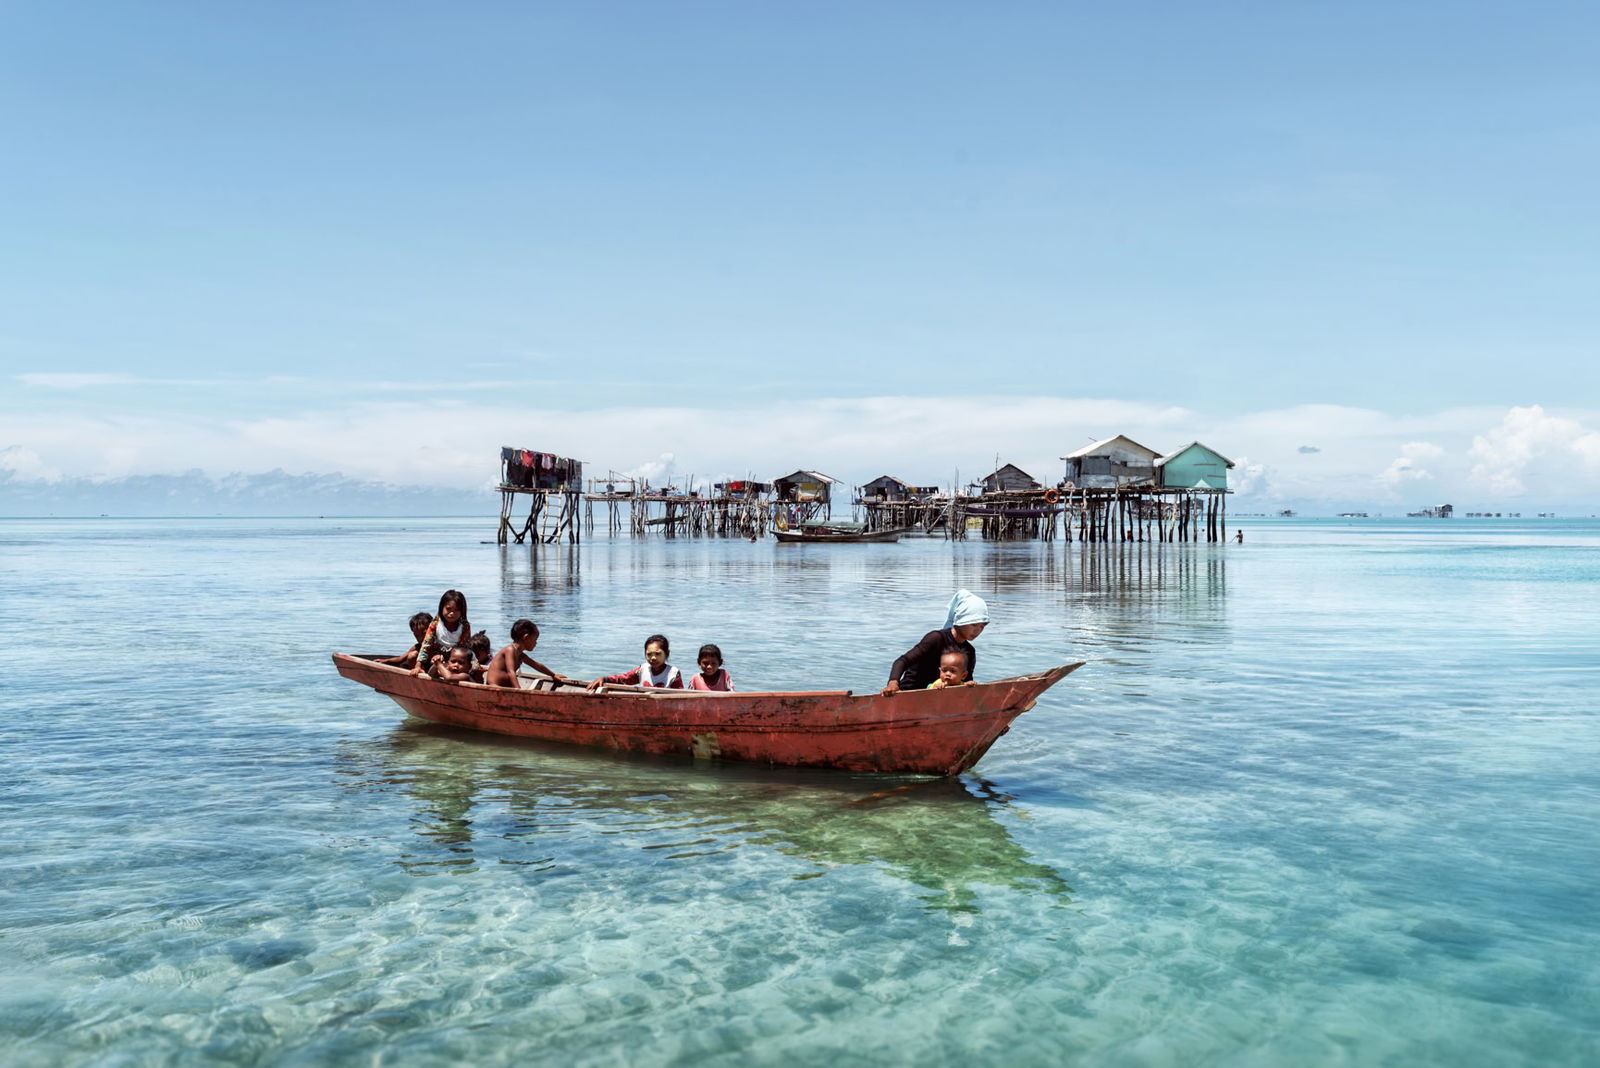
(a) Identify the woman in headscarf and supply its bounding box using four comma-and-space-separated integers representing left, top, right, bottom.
880, 588, 989, 695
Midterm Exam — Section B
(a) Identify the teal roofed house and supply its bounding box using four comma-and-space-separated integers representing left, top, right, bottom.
1155, 442, 1234, 490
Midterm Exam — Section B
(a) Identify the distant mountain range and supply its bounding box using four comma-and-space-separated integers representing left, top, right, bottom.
0, 469, 491, 517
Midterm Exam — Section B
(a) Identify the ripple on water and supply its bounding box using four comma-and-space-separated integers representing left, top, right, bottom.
2, 519, 1598, 1063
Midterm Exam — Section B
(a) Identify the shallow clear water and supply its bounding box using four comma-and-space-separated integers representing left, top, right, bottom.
2, 517, 1597, 1065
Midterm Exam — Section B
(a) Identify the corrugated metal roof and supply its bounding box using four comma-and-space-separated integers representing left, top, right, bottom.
1061, 435, 1160, 461
1154, 441, 1235, 468
774, 470, 842, 484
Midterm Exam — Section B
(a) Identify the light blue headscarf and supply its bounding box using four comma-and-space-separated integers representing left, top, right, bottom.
944, 588, 990, 629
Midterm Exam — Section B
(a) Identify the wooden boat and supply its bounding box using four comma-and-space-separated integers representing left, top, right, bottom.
772, 527, 912, 543
332, 654, 1084, 775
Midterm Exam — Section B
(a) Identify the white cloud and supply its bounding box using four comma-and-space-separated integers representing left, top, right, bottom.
16, 373, 141, 389
1203, 403, 1595, 506
627, 453, 677, 486
1378, 441, 1446, 490
1468, 405, 1600, 495
6, 396, 1600, 511
1227, 456, 1272, 497
0, 395, 1191, 492
0, 445, 59, 481
14, 373, 238, 390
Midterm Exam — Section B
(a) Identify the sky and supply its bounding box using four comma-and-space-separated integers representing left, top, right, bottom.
3, 1, 1599, 513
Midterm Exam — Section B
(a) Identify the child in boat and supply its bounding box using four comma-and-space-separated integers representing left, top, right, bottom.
467, 633, 489, 674
468, 631, 492, 681
587, 634, 684, 690
486, 620, 570, 688
927, 649, 972, 688
433, 645, 477, 684
881, 588, 987, 696
688, 643, 735, 691
412, 590, 472, 676
379, 612, 433, 669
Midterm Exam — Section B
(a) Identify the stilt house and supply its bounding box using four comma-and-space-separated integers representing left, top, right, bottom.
1155, 442, 1234, 491
1061, 436, 1158, 489
498, 447, 584, 545
713, 479, 771, 500
860, 475, 939, 503
501, 447, 582, 491
972, 464, 1040, 495
773, 470, 841, 506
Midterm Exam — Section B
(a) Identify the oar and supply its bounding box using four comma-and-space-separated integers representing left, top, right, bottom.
515, 672, 587, 689
513, 671, 667, 694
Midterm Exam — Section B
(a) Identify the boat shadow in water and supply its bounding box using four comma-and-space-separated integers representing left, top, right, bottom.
335, 722, 1074, 914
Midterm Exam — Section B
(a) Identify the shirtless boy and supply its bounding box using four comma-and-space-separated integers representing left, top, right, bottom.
485, 620, 569, 688
379, 612, 433, 669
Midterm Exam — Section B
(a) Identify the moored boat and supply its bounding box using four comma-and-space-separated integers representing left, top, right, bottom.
332, 654, 1083, 775
772, 527, 911, 543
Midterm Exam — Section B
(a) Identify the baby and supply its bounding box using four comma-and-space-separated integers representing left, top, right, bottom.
927, 649, 971, 689
433, 645, 477, 684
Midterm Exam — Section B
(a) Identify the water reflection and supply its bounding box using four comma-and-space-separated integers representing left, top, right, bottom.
488, 535, 1229, 597
952, 541, 1229, 602
1060, 542, 1228, 598
967, 543, 1061, 591
334, 724, 1073, 913
496, 542, 582, 591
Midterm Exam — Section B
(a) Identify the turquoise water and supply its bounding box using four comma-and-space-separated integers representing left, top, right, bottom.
3, 517, 1597, 1065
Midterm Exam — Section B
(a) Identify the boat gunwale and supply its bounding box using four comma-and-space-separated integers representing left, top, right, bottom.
334, 652, 1074, 701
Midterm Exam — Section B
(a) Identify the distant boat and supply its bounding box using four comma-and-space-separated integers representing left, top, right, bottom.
332, 653, 1084, 775
773, 527, 910, 543
1277, 509, 1296, 517
800, 519, 866, 532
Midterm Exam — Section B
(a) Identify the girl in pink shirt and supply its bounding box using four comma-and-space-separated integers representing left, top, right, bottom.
689, 644, 735, 691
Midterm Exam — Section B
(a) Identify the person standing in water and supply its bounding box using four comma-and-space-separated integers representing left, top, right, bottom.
880, 588, 989, 696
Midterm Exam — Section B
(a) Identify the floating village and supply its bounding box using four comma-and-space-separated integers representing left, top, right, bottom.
496, 435, 1236, 545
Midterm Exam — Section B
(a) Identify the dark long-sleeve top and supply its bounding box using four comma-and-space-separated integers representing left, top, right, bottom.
889, 628, 976, 690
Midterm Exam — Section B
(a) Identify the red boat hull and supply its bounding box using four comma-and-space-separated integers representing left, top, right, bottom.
332, 654, 1083, 775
